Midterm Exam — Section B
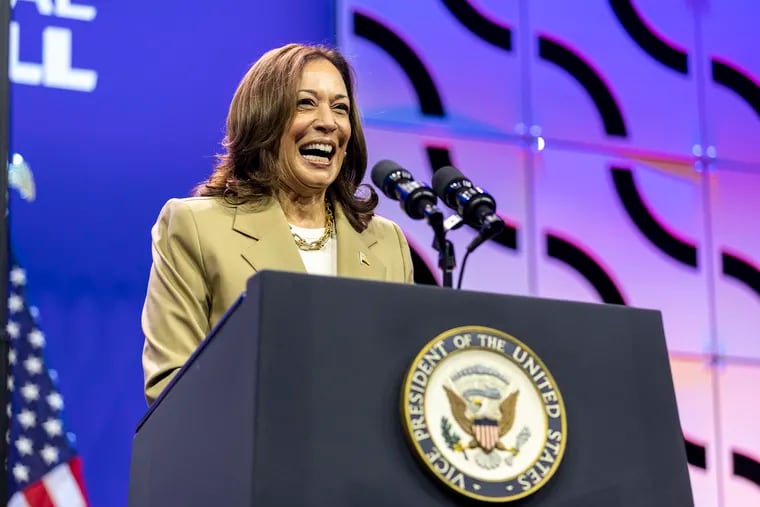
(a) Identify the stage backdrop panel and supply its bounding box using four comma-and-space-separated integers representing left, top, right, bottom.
363, 126, 531, 295
526, 0, 700, 156
338, 1, 760, 504
532, 146, 710, 356
709, 165, 760, 360
718, 363, 760, 506
337, 0, 523, 138
670, 357, 720, 507
700, 0, 760, 166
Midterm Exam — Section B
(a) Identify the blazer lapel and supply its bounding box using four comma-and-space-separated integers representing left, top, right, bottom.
334, 204, 386, 280
233, 200, 307, 274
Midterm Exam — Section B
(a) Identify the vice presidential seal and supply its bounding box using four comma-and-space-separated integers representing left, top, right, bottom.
401, 326, 567, 502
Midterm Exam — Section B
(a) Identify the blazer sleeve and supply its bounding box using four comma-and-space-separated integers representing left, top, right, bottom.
393, 222, 415, 284
141, 199, 211, 404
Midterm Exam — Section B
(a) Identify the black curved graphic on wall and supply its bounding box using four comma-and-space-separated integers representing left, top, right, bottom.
489, 220, 518, 250
425, 145, 518, 250
733, 450, 760, 487
609, 0, 688, 74
685, 438, 707, 469
546, 233, 627, 305
611, 168, 698, 267
426, 146, 453, 171
722, 252, 760, 298
440, 0, 512, 51
712, 59, 760, 118
353, 11, 445, 117
538, 36, 628, 137
410, 245, 439, 286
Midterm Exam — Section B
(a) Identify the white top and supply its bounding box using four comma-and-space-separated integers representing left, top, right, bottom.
288, 225, 337, 276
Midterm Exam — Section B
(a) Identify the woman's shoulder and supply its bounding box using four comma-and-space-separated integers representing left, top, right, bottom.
151, 196, 243, 235
365, 212, 404, 236
157, 196, 237, 219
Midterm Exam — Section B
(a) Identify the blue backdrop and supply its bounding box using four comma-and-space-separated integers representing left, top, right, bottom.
9, 1, 335, 505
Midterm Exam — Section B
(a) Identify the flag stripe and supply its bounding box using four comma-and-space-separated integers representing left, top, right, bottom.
9, 491, 31, 507
43, 460, 88, 507
69, 457, 88, 501
23, 479, 54, 507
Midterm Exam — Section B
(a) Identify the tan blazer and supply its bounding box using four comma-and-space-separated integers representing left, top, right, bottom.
141, 196, 414, 404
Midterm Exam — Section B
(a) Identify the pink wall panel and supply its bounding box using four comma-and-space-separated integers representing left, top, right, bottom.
717, 363, 760, 505
533, 147, 710, 354
362, 127, 531, 295
710, 167, 760, 360
671, 357, 720, 507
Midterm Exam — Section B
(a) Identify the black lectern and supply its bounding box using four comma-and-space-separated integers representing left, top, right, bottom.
128, 270, 693, 506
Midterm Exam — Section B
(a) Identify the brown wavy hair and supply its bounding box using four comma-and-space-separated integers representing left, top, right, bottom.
194, 43, 378, 232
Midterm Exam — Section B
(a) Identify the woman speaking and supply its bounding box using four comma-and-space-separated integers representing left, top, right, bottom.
140, 43, 414, 404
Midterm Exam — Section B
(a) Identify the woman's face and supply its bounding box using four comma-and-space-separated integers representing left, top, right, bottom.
280, 58, 352, 196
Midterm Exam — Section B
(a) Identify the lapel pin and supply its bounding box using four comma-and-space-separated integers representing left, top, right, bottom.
359, 252, 370, 266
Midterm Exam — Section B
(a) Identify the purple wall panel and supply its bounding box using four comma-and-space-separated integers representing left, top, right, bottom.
533, 147, 710, 355
363, 127, 531, 295
338, 0, 522, 136
710, 167, 760, 360
527, 0, 700, 156
700, 0, 760, 165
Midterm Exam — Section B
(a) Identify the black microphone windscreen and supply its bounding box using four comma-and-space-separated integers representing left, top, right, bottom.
370, 159, 403, 189
432, 165, 465, 198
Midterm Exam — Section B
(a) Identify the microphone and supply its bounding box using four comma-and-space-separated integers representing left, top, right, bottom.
371, 160, 440, 220
432, 165, 505, 251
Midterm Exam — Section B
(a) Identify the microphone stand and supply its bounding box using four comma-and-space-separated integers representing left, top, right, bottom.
424, 207, 462, 289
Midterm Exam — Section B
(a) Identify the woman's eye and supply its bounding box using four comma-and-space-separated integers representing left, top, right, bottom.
298, 98, 315, 107
334, 103, 350, 113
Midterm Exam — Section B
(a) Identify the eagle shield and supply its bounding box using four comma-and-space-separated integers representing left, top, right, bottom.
443, 365, 519, 456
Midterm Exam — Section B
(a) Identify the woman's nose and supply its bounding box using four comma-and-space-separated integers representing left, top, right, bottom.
314, 105, 338, 132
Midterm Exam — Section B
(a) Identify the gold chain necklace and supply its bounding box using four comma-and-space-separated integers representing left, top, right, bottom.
290, 201, 334, 251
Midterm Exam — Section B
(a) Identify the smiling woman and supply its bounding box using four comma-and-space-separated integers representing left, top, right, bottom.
139, 43, 415, 405
281, 58, 352, 214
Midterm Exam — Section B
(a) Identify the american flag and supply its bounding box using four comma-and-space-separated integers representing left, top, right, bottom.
5, 264, 89, 506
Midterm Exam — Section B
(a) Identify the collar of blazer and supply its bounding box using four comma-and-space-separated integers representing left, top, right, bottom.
231, 198, 387, 280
